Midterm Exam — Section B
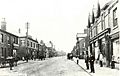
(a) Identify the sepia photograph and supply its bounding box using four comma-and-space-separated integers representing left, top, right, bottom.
0, 0, 120, 76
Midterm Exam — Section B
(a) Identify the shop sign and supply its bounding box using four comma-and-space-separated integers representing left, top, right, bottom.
111, 32, 119, 39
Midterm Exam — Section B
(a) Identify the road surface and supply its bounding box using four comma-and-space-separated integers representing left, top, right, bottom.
0, 56, 90, 76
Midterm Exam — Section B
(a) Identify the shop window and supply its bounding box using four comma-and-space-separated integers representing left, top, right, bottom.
113, 8, 117, 27
113, 40, 119, 61
5, 48, 6, 58
31, 42, 32, 47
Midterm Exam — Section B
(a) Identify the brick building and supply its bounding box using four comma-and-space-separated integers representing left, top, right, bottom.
0, 19, 19, 59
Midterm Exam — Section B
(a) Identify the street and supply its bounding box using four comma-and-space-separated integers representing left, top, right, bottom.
0, 56, 90, 76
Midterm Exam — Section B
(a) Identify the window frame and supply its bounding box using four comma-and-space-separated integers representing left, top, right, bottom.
113, 7, 117, 27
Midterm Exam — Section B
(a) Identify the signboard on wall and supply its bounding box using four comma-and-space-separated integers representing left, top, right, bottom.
76, 33, 87, 40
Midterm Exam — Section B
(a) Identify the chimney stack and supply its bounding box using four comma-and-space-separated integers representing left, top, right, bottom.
1, 18, 6, 31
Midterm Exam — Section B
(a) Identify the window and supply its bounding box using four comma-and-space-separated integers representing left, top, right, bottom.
7, 36, 10, 44
0, 34, 4, 43
13, 37, 15, 43
33, 43, 34, 48
16, 37, 18, 44
93, 27, 96, 37
101, 14, 104, 30
27, 41, 29, 46
31, 42, 32, 47
1, 47, 3, 56
113, 8, 117, 27
5, 48, 6, 58
21, 40, 25, 46
36, 44, 38, 48
34, 43, 35, 48
96, 26, 98, 35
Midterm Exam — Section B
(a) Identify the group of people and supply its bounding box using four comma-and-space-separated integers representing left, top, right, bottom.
67, 53, 73, 60
85, 54, 95, 73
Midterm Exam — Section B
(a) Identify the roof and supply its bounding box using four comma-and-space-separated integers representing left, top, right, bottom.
19, 36, 38, 43
0, 29, 18, 37
102, 0, 113, 10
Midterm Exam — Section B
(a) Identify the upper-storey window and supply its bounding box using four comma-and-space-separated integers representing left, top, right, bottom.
0, 34, 4, 43
34, 43, 35, 48
101, 14, 104, 30
36, 44, 38, 48
113, 8, 117, 27
16, 37, 18, 44
27, 41, 29, 46
21, 40, 25, 46
13, 37, 15, 43
7, 36, 10, 44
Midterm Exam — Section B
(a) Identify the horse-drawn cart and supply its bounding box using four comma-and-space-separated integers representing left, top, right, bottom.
0, 56, 6, 68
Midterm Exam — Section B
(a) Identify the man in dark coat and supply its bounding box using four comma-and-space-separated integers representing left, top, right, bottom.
89, 54, 95, 73
7, 56, 14, 70
85, 54, 89, 69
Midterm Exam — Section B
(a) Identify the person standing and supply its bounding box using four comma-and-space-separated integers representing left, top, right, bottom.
77, 56, 79, 64
111, 55, 116, 69
7, 56, 14, 70
99, 52, 103, 67
85, 54, 89, 69
89, 54, 95, 73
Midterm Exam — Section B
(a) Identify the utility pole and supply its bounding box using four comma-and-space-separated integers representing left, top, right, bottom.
25, 22, 29, 62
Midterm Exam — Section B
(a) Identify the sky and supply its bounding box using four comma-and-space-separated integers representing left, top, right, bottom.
0, 0, 111, 53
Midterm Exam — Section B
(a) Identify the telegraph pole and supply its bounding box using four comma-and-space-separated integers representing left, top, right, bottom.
26, 22, 29, 62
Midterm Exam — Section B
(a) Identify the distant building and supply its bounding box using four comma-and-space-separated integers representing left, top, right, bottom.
76, 29, 88, 58
19, 36, 38, 58
79, 38, 86, 58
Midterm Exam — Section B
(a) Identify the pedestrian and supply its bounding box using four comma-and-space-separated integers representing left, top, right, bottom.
7, 56, 14, 70
99, 52, 103, 67
14, 56, 18, 66
85, 54, 89, 69
25, 54, 28, 62
89, 54, 95, 73
111, 55, 116, 69
117, 57, 120, 70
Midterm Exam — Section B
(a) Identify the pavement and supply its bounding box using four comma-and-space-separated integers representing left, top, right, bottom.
0, 60, 28, 76
73, 57, 120, 76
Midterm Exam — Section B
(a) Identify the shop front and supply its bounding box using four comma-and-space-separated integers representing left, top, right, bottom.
89, 28, 111, 67
111, 32, 120, 62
